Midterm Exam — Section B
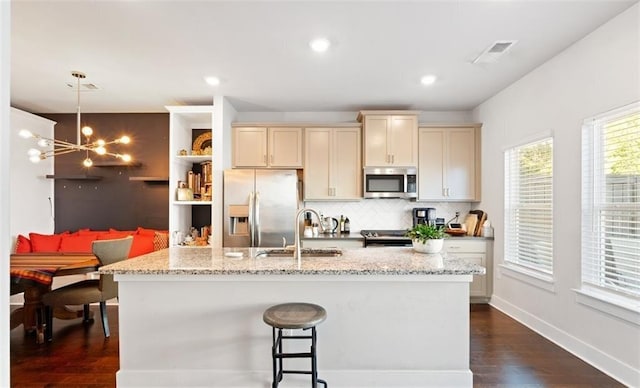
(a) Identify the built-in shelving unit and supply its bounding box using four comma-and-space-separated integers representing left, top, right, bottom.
45, 174, 103, 180
167, 105, 215, 247
172, 200, 213, 205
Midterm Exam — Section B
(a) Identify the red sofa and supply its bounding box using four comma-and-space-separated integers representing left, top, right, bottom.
13, 227, 169, 259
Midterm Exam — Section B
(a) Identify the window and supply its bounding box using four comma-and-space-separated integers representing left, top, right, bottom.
582, 102, 640, 303
504, 136, 554, 275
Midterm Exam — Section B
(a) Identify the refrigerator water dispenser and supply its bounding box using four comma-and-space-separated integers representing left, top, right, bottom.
228, 205, 249, 235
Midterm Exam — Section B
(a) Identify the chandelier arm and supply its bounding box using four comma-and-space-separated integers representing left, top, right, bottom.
42, 148, 81, 157
51, 138, 84, 147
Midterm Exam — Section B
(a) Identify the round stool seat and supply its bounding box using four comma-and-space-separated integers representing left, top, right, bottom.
263, 302, 327, 329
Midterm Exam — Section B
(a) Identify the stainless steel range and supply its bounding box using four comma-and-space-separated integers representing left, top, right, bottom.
360, 229, 412, 247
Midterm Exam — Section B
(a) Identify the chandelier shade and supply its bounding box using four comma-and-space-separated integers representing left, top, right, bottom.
20, 71, 132, 166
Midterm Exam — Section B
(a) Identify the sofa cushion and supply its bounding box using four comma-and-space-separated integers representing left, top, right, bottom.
16, 234, 32, 253
29, 233, 64, 252
129, 234, 155, 258
136, 227, 159, 236
97, 232, 131, 241
59, 234, 97, 253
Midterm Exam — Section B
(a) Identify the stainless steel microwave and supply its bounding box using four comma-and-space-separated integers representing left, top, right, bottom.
363, 167, 417, 199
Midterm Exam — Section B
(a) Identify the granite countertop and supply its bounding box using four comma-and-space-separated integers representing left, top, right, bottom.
301, 233, 364, 241
100, 247, 485, 276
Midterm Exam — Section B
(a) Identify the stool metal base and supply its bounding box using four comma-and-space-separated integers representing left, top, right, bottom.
271, 326, 327, 388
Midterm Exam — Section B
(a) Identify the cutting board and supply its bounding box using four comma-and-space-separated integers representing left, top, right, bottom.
464, 214, 477, 236
469, 210, 487, 236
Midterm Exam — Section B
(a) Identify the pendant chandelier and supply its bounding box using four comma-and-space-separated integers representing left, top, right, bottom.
19, 71, 133, 167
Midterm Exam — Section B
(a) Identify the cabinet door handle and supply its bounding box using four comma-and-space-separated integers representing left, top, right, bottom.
391, 154, 395, 164
270, 155, 274, 164
263, 155, 267, 163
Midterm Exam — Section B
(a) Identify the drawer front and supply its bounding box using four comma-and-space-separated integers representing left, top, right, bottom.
444, 240, 486, 253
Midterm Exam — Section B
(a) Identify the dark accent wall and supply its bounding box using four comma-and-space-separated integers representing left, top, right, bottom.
41, 113, 169, 233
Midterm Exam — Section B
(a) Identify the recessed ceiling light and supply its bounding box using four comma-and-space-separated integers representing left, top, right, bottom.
309, 38, 330, 53
420, 75, 437, 86
205, 76, 220, 86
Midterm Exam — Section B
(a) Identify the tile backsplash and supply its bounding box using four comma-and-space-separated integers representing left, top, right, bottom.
304, 199, 473, 232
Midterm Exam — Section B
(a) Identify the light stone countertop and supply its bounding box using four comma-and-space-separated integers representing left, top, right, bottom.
100, 247, 485, 276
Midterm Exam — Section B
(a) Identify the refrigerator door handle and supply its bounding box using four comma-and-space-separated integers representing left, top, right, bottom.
248, 191, 255, 246
255, 191, 261, 247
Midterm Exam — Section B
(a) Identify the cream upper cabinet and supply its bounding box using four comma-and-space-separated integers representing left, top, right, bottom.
304, 127, 361, 200
418, 126, 481, 201
360, 112, 418, 167
233, 126, 303, 168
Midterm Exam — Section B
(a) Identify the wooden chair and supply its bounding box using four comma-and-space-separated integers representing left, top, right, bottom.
41, 236, 133, 341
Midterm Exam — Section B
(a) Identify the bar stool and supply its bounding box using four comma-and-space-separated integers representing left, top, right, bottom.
263, 302, 328, 388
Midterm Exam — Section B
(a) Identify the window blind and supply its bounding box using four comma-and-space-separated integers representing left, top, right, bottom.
504, 137, 554, 274
582, 102, 640, 299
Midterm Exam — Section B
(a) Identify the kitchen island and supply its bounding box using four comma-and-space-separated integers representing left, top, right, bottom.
101, 247, 484, 387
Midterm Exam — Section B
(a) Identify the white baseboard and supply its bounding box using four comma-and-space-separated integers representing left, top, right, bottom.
117, 369, 473, 387
490, 295, 640, 387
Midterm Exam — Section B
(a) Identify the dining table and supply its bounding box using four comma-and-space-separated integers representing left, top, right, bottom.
10, 253, 100, 343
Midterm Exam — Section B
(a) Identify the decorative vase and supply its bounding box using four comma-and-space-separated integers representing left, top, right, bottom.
412, 238, 444, 254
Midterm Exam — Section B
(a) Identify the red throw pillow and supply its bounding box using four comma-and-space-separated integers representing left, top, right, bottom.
135, 227, 158, 236
97, 232, 131, 241
29, 233, 63, 252
15, 234, 32, 253
129, 234, 155, 258
59, 234, 97, 253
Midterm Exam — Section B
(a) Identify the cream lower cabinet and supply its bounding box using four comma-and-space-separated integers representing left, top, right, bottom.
418, 126, 481, 201
233, 126, 303, 168
444, 239, 492, 302
360, 112, 418, 167
304, 127, 361, 200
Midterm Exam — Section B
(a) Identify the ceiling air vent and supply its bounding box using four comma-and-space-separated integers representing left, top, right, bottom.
472, 40, 517, 64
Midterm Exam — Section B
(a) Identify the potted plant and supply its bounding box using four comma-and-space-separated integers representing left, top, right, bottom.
406, 224, 447, 253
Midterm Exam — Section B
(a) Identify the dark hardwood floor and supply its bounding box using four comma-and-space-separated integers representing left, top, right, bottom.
10, 304, 624, 387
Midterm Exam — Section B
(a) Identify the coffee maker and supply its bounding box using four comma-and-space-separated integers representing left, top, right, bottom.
413, 207, 436, 226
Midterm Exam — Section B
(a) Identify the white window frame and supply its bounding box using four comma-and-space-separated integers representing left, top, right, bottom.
578, 102, 640, 324
503, 134, 554, 290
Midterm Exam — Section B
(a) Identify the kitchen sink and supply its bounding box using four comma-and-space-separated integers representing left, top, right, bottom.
256, 248, 342, 257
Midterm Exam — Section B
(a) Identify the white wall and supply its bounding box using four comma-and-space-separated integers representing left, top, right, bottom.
1, 1, 11, 385
473, 4, 640, 385
10, 108, 55, 240
9, 109, 56, 305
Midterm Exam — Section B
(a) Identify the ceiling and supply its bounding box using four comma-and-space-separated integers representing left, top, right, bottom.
10, 0, 638, 114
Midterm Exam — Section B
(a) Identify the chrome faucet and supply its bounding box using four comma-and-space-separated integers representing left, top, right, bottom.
294, 208, 325, 265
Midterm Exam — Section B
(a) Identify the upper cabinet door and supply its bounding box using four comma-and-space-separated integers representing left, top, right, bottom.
363, 115, 390, 166
418, 126, 481, 202
304, 128, 332, 199
418, 128, 446, 200
303, 127, 361, 200
332, 128, 362, 199
269, 127, 303, 168
447, 128, 476, 200
388, 115, 417, 166
362, 113, 417, 167
233, 127, 268, 167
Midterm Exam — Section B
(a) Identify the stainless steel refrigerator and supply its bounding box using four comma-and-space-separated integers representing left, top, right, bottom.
223, 169, 299, 247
